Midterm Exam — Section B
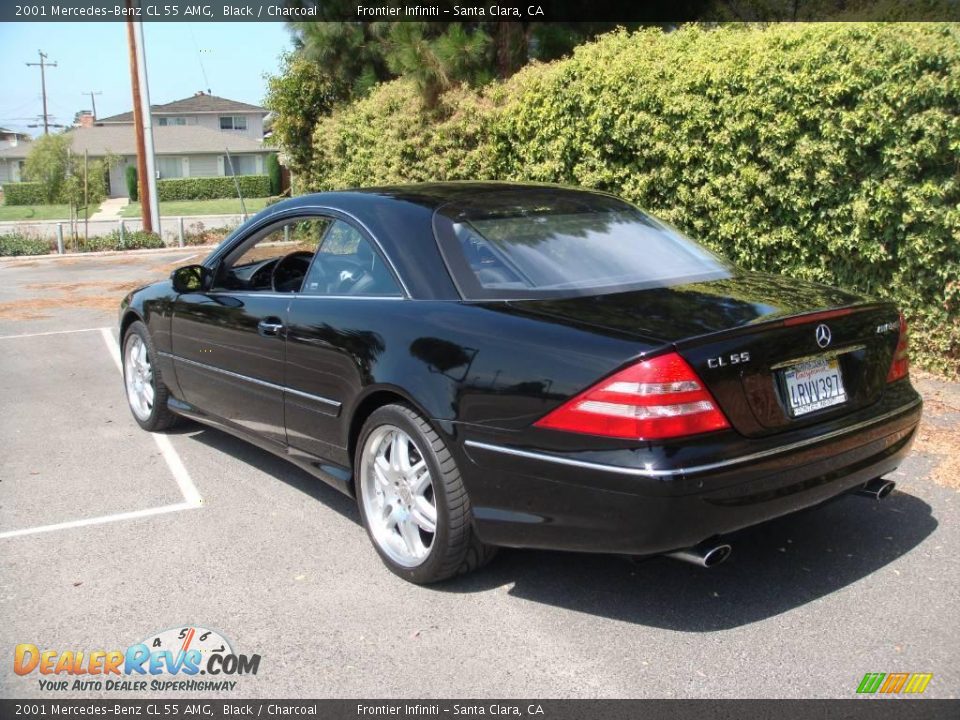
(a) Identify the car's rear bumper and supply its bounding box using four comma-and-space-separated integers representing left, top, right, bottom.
456, 386, 922, 556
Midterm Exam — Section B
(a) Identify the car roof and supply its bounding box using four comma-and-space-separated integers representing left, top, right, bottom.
228, 183, 620, 301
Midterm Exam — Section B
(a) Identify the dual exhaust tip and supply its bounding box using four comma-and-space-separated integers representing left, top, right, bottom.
664, 477, 896, 569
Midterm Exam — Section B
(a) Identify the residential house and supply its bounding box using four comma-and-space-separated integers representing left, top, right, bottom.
0, 128, 31, 182
0, 93, 274, 197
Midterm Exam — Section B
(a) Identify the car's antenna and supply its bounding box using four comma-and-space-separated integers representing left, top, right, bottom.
223, 148, 248, 218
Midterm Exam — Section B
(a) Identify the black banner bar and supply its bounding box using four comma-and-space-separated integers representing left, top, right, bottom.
2, 0, 959, 23
1, 700, 958, 720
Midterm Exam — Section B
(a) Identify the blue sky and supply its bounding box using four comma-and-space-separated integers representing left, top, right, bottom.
0, 22, 294, 135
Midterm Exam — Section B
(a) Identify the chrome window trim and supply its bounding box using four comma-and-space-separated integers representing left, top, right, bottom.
464, 397, 921, 480
202, 291, 405, 301
159, 352, 341, 412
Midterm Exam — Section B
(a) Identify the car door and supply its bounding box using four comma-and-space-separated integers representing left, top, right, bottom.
170, 217, 328, 446
284, 219, 405, 465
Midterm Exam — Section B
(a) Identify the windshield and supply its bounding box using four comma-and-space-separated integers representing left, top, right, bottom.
434, 189, 731, 300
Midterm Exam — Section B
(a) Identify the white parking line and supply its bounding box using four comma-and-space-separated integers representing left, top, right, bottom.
100, 327, 204, 507
0, 327, 109, 341
0, 503, 196, 540
0, 328, 204, 541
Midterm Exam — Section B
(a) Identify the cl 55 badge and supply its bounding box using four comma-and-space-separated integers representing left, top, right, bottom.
707, 352, 750, 369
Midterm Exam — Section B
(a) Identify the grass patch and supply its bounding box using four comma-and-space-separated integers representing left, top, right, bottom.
122, 197, 270, 218
0, 204, 95, 221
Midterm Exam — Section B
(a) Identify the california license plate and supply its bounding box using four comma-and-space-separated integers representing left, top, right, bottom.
783, 358, 847, 416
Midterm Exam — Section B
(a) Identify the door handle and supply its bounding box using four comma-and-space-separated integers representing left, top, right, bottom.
258, 318, 284, 337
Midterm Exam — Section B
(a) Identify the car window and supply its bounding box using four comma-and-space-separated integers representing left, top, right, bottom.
301, 220, 402, 297
213, 218, 330, 293
434, 190, 732, 300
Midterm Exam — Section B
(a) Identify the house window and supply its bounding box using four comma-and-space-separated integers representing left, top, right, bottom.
223, 155, 258, 176
158, 117, 187, 126
219, 115, 248, 131
157, 156, 184, 178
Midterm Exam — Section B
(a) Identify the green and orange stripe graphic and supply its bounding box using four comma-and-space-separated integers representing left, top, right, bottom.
857, 673, 933, 694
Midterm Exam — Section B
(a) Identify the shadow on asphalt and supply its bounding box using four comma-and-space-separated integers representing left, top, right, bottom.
182, 423, 938, 632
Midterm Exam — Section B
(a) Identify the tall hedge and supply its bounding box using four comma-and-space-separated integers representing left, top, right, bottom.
307, 23, 960, 376
157, 175, 271, 201
266, 154, 282, 195
2, 182, 48, 206
125, 165, 138, 202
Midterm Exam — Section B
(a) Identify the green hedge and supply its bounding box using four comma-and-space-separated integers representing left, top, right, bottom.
3, 182, 48, 206
307, 23, 960, 377
78, 230, 165, 252
126, 165, 138, 202
0, 233, 50, 256
158, 175, 271, 201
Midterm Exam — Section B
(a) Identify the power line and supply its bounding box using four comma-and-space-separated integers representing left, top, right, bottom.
25, 50, 57, 135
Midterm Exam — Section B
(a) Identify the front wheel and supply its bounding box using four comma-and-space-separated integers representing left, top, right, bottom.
355, 404, 496, 584
122, 321, 180, 432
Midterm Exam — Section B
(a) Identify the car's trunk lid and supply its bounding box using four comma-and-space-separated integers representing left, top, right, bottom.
506, 272, 901, 437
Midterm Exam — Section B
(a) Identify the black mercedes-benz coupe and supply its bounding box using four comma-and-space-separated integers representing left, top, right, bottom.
119, 183, 921, 583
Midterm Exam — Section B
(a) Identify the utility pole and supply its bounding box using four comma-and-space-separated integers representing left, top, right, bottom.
125, 3, 153, 233
82, 90, 102, 120
25, 50, 57, 135
133, 20, 160, 234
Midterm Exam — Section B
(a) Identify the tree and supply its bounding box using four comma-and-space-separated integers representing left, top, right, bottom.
266, 153, 282, 195
382, 23, 491, 107
264, 52, 345, 176
23, 132, 113, 223
22, 133, 71, 203
126, 165, 138, 201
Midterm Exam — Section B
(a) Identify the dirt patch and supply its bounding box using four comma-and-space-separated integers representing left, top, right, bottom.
25, 281, 152, 294
912, 372, 960, 490
3, 278, 162, 321
914, 420, 960, 490
0, 306, 51, 320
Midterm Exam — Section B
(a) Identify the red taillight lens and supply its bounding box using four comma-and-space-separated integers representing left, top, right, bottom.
534, 352, 731, 440
886, 312, 909, 383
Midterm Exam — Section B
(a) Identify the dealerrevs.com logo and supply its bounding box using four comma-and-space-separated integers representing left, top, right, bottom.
14, 626, 261, 692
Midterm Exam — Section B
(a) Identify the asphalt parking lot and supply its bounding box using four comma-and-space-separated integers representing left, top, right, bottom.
1, 249, 958, 699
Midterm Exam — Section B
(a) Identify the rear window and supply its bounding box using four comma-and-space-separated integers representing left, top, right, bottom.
433, 189, 731, 300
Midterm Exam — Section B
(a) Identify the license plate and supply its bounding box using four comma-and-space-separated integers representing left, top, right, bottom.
783, 358, 847, 416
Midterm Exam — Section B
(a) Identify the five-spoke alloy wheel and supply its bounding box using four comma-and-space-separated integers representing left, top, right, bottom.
359, 425, 437, 567
121, 320, 180, 432
355, 404, 496, 583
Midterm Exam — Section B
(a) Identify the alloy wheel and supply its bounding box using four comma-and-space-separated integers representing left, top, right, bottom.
359, 425, 437, 567
124, 334, 155, 422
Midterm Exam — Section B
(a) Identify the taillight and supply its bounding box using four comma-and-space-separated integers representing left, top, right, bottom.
886, 312, 909, 383
534, 352, 730, 440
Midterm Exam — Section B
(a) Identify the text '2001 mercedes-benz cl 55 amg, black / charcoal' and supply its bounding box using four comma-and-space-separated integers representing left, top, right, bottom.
118, 183, 921, 584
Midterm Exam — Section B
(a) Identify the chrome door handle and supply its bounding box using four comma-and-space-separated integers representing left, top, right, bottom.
258, 319, 284, 337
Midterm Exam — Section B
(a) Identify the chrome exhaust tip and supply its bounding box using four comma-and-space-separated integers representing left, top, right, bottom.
666, 541, 732, 568
856, 478, 896, 500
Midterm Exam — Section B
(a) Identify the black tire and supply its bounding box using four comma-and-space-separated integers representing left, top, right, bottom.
121, 320, 181, 432
355, 404, 496, 584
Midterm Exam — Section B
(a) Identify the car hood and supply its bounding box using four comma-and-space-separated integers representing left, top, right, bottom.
502, 271, 870, 344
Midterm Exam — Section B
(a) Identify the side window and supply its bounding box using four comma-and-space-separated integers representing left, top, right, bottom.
301, 220, 402, 297
212, 218, 330, 293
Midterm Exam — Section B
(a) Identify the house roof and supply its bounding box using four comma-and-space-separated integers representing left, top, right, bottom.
0, 127, 30, 138
97, 93, 267, 123
0, 125, 271, 160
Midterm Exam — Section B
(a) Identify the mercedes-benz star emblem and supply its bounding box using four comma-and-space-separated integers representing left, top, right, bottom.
815, 323, 832, 348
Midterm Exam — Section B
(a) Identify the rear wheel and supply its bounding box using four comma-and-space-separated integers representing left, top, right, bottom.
355, 404, 495, 584
122, 321, 180, 432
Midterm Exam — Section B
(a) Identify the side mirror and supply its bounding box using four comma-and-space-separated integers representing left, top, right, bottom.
170, 264, 209, 294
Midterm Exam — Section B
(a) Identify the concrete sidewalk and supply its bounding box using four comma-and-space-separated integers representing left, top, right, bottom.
88, 196, 129, 221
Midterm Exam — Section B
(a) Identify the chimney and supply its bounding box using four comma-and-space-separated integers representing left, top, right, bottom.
75, 111, 95, 128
